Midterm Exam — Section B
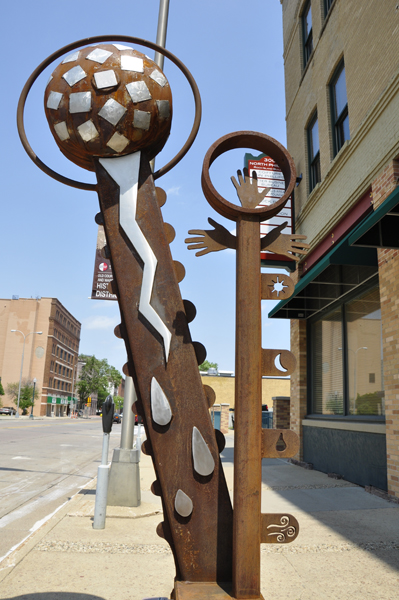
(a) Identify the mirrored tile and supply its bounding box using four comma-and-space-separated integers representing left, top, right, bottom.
98, 98, 127, 125
86, 48, 113, 64
121, 55, 144, 73
46, 75, 53, 87
77, 120, 99, 142
150, 69, 167, 87
62, 66, 87, 87
62, 51, 80, 64
126, 81, 152, 103
107, 132, 130, 153
151, 378, 172, 426
192, 426, 215, 476
69, 91, 92, 114
156, 100, 170, 119
47, 91, 63, 110
112, 44, 132, 51
133, 110, 151, 130
175, 490, 193, 518
94, 69, 118, 90
54, 121, 69, 141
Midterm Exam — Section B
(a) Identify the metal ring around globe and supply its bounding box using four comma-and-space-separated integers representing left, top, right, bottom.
17, 35, 202, 191
201, 131, 297, 222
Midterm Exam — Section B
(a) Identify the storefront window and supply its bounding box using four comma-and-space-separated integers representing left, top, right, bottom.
310, 283, 384, 417
311, 306, 343, 414
346, 287, 384, 415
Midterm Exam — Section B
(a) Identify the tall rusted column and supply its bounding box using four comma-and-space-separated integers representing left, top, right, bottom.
233, 216, 262, 599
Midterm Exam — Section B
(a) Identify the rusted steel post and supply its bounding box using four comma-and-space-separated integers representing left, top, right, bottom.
233, 216, 262, 599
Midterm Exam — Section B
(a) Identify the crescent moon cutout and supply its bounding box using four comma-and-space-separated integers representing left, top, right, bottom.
274, 353, 288, 373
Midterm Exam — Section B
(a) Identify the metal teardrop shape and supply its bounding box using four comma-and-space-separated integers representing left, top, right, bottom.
151, 377, 172, 426
175, 489, 193, 517
192, 426, 215, 476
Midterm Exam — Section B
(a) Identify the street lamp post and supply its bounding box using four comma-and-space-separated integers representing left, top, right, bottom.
70, 359, 85, 418
29, 378, 36, 419
11, 330, 42, 417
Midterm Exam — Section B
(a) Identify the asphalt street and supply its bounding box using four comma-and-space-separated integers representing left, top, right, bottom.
0, 417, 121, 563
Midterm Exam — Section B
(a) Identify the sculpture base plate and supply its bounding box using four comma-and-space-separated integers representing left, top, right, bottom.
174, 581, 264, 600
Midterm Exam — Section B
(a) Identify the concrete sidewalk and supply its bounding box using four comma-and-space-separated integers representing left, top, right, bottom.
0, 432, 398, 600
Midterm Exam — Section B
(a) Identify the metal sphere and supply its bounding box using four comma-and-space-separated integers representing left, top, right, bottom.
44, 43, 172, 171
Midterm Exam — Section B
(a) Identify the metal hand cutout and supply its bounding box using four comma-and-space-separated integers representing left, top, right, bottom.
261, 222, 310, 261
231, 168, 271, 208
185, 217, 236, 256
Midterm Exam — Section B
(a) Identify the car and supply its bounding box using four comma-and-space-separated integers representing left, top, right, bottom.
113, 413, 122, 424
0, 407, 16, 416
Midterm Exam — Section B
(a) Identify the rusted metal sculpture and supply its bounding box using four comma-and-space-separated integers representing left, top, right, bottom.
18, 39, 308, 600
184, 131, 309, 599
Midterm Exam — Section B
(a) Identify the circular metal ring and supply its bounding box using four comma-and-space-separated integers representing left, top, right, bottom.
17, 35, 202, 192
201, 131, 296, 222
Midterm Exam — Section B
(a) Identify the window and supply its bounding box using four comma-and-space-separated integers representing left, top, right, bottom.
331, 62, 349, 155
302, 1, 313, 67
310, 284, 384, 417
308, 113, 321, 192
324, 0, 334, 17
311, 306, 344, 414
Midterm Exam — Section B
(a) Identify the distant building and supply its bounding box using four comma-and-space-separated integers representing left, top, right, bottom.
272, 1, 399, 498
0, 297, 81, 416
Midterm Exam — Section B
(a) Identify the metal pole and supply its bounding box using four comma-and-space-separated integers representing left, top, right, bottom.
101, 432, 110, 465
232, 217, 262, 599
29, 378, 36, 419
150, 0, 170, 173
120, 376, 136, 450
154, 0, 170, 69
16, 335, 26, 418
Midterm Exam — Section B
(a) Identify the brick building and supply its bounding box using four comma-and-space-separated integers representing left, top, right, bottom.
271, 1, 399, 498
0, 298, 81, 416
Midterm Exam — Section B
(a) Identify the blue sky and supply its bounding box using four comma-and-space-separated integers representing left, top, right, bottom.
2, 0, 291, 373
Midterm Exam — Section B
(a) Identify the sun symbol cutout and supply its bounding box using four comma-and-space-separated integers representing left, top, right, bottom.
268, 275, 289, 297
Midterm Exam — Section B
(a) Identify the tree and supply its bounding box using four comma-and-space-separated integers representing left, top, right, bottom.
0, 377, 4, 408
199, 360, 218, 372
76, 355, 122, 409
6, 379, 40, 415
114, 395, 124, 412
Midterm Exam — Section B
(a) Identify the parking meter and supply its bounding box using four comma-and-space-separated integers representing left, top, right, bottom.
102, 395, 114, 434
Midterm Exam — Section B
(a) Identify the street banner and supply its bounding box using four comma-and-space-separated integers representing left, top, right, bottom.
91, 225, 117, 301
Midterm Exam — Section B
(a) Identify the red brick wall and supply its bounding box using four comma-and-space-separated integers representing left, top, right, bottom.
273, 397, 291, 429
220, 404, 230, 434
373, 159, 399, 498
290, 318, 308, 460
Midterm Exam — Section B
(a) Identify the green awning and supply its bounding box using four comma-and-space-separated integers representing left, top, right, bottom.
268, 186, 399, 320
268, 228, 378, 320
348, 186, 399, 248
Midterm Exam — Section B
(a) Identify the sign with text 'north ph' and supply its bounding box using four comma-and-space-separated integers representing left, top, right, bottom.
245, 153, 294, 267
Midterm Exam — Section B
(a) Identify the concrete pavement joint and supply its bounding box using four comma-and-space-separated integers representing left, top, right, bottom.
261, 540, 399, 554
263, 482, 355, 491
